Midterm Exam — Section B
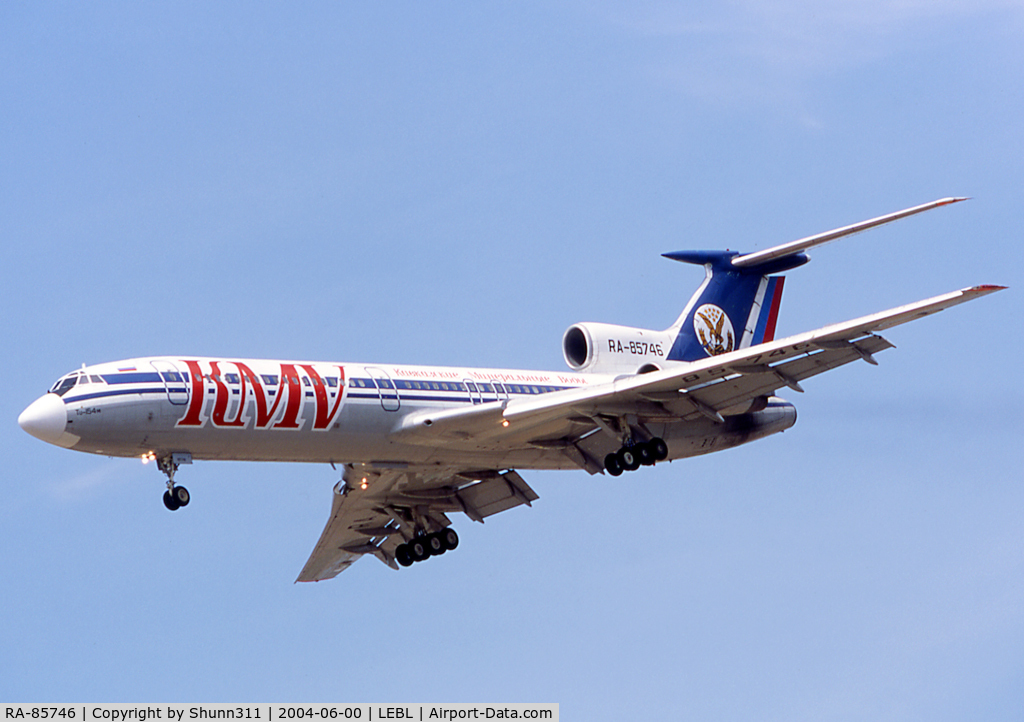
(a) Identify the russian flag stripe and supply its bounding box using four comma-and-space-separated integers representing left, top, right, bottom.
752, 276, 785, 344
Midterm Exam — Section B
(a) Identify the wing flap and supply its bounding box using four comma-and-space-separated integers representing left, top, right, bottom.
457, 470, 538, 522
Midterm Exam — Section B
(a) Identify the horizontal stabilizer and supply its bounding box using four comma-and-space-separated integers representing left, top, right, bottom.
732, 197, 967, 268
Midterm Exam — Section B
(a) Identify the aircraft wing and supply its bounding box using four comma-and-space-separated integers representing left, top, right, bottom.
303, 284, 1002, 580
395, 285, 1004, 448
297, 465, 538, 581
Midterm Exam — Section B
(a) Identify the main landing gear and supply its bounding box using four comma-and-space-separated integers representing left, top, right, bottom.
395, 528, 459, 567
604, 437, 668, 477
157, 454, 191, 511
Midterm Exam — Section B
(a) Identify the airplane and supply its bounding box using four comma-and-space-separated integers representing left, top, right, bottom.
18, 197, 1004, 581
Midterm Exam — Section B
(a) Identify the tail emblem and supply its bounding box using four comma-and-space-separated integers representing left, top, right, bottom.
694, 304, 735, 356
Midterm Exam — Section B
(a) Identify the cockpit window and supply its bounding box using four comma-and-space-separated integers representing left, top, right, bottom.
52, 375, 79, 397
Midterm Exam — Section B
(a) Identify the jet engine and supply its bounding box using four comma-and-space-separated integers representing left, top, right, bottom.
562, 322, 677, 375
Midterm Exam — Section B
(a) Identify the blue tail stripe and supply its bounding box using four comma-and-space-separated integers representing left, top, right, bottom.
751, 276, 783, 345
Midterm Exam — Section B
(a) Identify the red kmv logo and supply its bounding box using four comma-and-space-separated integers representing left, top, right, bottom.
176, 360, 346, 430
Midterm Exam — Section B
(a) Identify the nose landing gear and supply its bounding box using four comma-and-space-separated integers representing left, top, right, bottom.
163, 485, 191, 511
157, 453, 192, 511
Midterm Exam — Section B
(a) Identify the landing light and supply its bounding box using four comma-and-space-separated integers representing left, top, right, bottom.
141, 452, 157, 464
502, 420, 510, 427
361, 477, 368, 490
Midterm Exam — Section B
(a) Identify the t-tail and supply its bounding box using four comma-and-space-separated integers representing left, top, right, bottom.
662, 197, 967, 362
562, 198, 967, 374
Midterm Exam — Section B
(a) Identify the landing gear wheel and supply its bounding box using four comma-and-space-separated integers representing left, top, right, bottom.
650, 437, 669, 461
409, 538, 429, 562
426, 532, 446, 556
157, 454, 192, 511
604, 453, 623, 477
395, 544, 414, 567
173, 486, 190, 507
636, 442, 656, 466
442, 528, 459, 551
163, 490, 181, 511
618, 446, 641, 472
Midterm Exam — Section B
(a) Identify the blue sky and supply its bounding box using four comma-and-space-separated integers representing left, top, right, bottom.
2, 2, 1022, 718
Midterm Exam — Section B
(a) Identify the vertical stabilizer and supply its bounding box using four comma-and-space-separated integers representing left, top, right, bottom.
663, 251, 802, 362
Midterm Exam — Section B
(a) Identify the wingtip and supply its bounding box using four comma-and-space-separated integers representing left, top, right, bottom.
966, 284, 1008, 293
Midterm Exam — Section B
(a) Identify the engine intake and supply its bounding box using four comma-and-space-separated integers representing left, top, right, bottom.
562, 322, 676, 375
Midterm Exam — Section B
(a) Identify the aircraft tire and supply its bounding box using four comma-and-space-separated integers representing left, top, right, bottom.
604, 453, 623, 477
637, 442, 656, 466
442, 528, 459, 551
163, 490, 180, 511
426, 532, 446, 556
618, 447, 641, 472
174, 486, 190, 507
409, 538, 429, 562
396, 544, 414, 567
650, 437, 669, 461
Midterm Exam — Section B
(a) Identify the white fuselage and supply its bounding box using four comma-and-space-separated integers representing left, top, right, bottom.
20, 356, 797, 472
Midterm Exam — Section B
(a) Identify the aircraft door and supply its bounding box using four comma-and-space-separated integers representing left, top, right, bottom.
464, 379, 507, 405
150, 360, 189, 406
489, 380, 510, 404
464, 379, 482, 405
366, 367, 400, 411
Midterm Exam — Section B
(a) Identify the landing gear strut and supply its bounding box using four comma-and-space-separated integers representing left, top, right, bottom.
157, 453, 192, 511
395, 528, 459, 567
604, 437, 668, 477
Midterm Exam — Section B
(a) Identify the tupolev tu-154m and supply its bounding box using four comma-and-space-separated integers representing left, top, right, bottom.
19, 198, 1004, 581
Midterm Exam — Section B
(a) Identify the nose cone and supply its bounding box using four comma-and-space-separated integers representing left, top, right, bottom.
19, 393, 74, 447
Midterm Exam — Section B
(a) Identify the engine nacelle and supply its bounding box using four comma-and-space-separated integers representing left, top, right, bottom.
562, 322, 678, 375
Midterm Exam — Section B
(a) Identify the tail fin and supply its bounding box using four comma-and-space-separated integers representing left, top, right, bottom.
663, 251, 797, 361
662, 197, 967, 362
